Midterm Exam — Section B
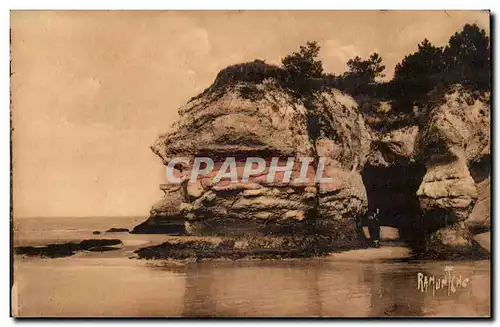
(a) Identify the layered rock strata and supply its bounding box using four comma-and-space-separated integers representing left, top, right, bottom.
138, 65, 371, 248
134, 63, 490, 259
415, 85, 490, 254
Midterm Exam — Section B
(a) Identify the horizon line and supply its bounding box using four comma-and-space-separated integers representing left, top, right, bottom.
12, 215, 146, 219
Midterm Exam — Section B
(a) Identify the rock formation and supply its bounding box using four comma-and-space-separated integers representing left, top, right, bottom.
367, 125, 419, 167
136, 62, 371, 249
134, 62, 490, 259
131, 184, 186, 234
415, 85, 490, 256
360, 98, 425, 245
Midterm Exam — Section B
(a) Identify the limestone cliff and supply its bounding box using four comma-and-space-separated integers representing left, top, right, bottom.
138, 62, 371, 249
415, 85, 490, 255
135, 63, 490, 259
367, 125, 418, 167
130, 184, 185, 234
360, 86, 490, 256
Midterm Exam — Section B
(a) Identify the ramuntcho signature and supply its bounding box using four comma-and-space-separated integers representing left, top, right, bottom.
417, 266, 470, 296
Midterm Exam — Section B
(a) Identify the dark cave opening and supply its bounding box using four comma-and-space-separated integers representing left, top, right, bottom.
361, 163, 427, 243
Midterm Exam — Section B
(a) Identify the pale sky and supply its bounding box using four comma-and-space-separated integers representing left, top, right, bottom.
11, 10, 489, 218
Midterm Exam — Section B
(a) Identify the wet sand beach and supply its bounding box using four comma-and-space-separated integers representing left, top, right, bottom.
12, 217, 490, 317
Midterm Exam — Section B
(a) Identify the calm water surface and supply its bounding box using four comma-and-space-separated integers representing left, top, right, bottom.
12, 217, 491, 317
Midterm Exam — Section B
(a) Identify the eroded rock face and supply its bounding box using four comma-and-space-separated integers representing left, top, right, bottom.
144, 69, 370, 245
162, 80, 316, 236
312, 90, 370, 240
367, 126, 418, 167
415, 85, 490, 253
135, 63, 490, 259
358, 85, 490, 257
131, 185, 186, 234
466, 178, 491, 233
419, 223, 490, 260
152, 80, 313, 164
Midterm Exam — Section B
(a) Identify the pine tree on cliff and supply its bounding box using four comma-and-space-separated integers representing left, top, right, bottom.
340, 53, 386, 95
391, 39, 444, 104
346, 53, 386, 82
281, 41, 323, 94
281, 41, 325, 143
443, 23, 490, 89
388, 23, 490, 113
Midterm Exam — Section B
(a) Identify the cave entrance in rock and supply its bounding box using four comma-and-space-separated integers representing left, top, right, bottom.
361, 163, 426, 241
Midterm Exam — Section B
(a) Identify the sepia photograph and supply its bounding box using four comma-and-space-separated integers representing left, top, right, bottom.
10, 10, 491, 318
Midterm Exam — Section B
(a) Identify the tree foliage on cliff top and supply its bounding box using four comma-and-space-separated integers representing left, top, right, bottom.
211, 60, 283, 88
191, 42, 326, 102
192, 23, 490, 118
388, 24, 490, 110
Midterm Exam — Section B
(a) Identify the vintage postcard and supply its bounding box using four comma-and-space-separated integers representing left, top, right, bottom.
11, 10, 491, 318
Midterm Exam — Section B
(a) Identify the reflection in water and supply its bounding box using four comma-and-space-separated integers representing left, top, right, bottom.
182, 261, 324, 317
14, 255, 490, 317
364, 264, 425, 316
13, 218, 490, 317
180, 259, 489, 317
